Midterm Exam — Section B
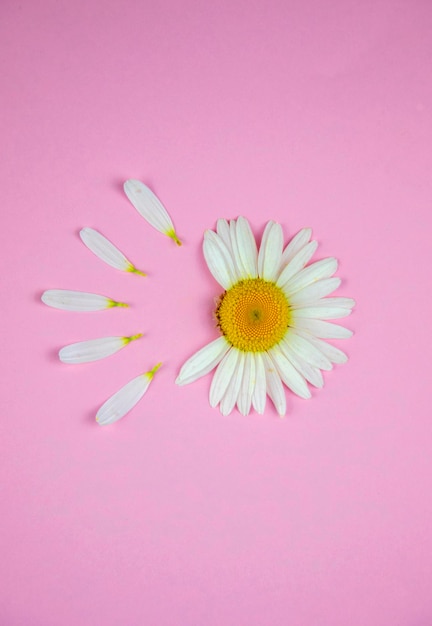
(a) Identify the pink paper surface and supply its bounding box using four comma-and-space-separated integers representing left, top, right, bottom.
1, 1, 432, 624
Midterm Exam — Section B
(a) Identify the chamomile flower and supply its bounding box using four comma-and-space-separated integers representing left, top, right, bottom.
176, 217, 355, 417
41, 180, 178, 425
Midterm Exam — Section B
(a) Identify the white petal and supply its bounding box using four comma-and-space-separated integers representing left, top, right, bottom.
96, 363, 161, 426
251, 352, 267, 414
237, 351, 256, 416
124, 179, 181, 245
279, 341, 324, 388
296, 296, 355, 310
283, 257, 338, 294
229, 219, 246, 277
80, 228, 146, 276
287, 278, 342, 306
216, 218, 232, 250
291, 305, 352, 320
235, 216, 258, 278
262, 352, 286, 417
209, 347, 239, 407
280, 228, 312, 268
257, 221, 283, 281
41, 289, 128, 311
59, 334, 142, 364
175, 336, 230, 386
283, 332, 333, 371
269, 346, 311, 399
276, 240, 318, 286
293, 318, 353, 339
220, 351, 245, 416
203, 230, 238, 289
296, 331, 348, 364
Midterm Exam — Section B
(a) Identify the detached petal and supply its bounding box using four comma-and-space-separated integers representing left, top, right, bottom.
124, 179, 181, 245
41, 289, 128, 311
80, 228, 145, 276
96, 363, 161, 426
175, 336, 230, 386
59, 334, 142, 364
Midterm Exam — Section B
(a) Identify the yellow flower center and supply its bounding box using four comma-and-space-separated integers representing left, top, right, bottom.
215, 278, 290, 352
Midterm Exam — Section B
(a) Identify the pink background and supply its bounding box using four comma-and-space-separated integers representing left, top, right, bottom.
1, 0, 432, 624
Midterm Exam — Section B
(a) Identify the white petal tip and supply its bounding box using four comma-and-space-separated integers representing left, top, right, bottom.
219, 406, 233, 417
123, 179, 138, 191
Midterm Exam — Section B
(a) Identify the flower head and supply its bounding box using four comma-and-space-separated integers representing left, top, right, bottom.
176, 217, 355, 417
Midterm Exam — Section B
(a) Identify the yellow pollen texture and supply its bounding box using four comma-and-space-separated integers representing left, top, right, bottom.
216, 278, 290, 352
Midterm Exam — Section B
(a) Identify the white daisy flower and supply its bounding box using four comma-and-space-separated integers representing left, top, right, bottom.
123, 179, 182, 246
176, 217, 355, 417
